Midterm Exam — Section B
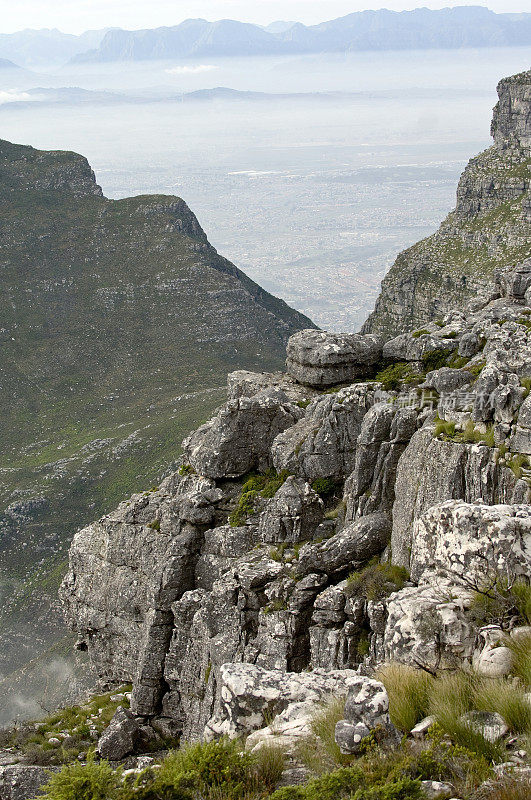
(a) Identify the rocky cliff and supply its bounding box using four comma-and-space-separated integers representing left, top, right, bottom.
61, 253, 531, 748
363, 70, 531, 339
0, 139, 313, 722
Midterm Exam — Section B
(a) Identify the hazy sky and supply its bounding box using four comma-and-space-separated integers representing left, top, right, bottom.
3, 1, 530, 35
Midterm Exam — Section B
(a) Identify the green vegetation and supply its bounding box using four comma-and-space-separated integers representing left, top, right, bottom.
346, 560, 409, 602
433, 416, 495, 446
377, 664, 433, 733
374, 363, 422, 391
229, 470, 291, 526
0, 686, 132, 766
469, 577, 531, 630
411, 329, 430, 338
421, 348, 454, 372
34, 756, 122, 800
310, 478, 341, 499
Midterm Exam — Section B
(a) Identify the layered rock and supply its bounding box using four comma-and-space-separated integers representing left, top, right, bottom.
60, 255, 531, 744
363, 71, 531, 338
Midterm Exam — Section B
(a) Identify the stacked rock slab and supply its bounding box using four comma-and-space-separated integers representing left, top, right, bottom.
61, 257, 531, 746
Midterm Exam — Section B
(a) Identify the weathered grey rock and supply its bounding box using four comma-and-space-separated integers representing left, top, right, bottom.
492, 72, 531, 149
227, 370, 315, 403
297, 513, 391, 577
183, 391, 301, 479
423, 367, 474, 395
460, 711, 509, 743
473, 634, 513, 678
379, 579, 476, 669
0, 766, 50, 800
410, 500, 531, 584
383, 332, 456, 364
411, 716, 436, 739
421, 781, 455, 800
286, 330, 382, 388
335, 677, 398, 754
271, 384, 377, 481
258, 477, 324, 544
96, 707, 141, 760
513, 395, 531, 454
205, 663, 360, 740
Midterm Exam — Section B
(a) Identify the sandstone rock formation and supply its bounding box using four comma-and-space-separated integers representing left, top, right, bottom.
363, 71, 531, 338
61, 255, 531, 746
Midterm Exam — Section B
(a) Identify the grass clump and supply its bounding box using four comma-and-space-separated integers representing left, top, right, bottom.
465, 360, 486, 377
377, 664, 433, 733
428, 672, 507, 763
346, 561, 409, 602
472, 677, 531, 734
475, 773, 531, 800
503, 632, 531, 687
434, 415, 456, 439
411, 329, 430, 338
506, 453, 531, 480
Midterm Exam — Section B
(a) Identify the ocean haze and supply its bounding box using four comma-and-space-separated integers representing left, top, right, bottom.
1, 46, 528, 330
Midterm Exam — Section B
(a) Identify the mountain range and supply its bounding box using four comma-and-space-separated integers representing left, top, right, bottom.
1, 7, 530, 68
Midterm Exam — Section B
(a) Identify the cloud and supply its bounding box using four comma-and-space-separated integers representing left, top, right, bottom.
0, 89, 37, 104
165, 64, 219, 75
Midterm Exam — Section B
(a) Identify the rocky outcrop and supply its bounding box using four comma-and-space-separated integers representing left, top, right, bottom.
363, 71, 531, 339
286, 330, 382, 387
335, 677, 398, 755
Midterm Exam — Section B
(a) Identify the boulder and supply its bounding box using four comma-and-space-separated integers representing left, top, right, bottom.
512, 395, 531, 455
96, 707, 142, 760
183, 390, 301, 479
297, 513, 391, 576
259, 477, 324, 544
271, 384, 376, 481
459, 711, 508, 743
410, 500, 531, 584
286, 330, 381, 388
205, 663, 360, 740
335, 677, 398, 754
0, 766, 50, 800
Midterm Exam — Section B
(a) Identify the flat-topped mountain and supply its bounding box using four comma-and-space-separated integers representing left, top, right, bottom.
0, 139, 313, 720
363, 70, 531, 339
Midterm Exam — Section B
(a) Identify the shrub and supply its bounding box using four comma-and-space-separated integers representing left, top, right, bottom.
377, 664, 432, 733
310, 478, 341, 498
374, 363, 421, 391
229, 471, 291, 526
252, 743, 285, 791
36, 758, 121, 800
469, 578, 531, 630
138, 739, 255, 800
346, 561, 409, 602
422, 348, 453, 372
412, 329, 430, 338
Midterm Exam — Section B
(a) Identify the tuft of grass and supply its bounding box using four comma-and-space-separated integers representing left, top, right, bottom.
503, 633, 531, 688
412, 329, 430, 338
472, 677, 531, 734
422, 348, 454, 372
521, 377, 531, 399
434, 415, 456, 439
346, 561, 409, 603
253, 744, 286, 792
429, 672, 507, 763
374, 362, 422, 391
475, 774, 531, 800
377, 664, 433, 733
229, 470, 292, 526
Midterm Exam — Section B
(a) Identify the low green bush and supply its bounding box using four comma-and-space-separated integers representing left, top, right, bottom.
346, 561, 409, 603
310, 478, 341, 498
36, 758, 121, 800
374, 363, 421, 391
229, 471, 292, 526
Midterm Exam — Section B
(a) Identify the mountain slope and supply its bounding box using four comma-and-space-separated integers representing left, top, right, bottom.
72, 7, 531, 63
363, 70, 531, 339
0, 139, 314, 706
0, 28, 108, 67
